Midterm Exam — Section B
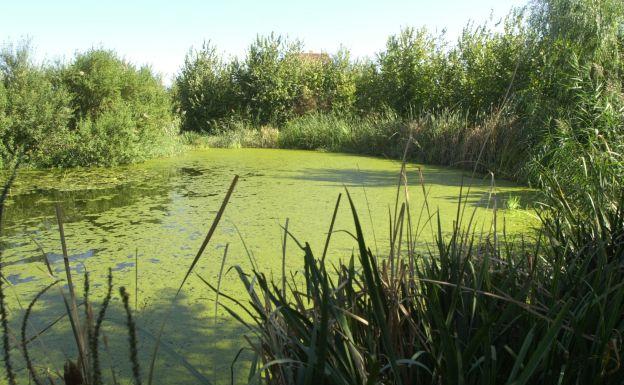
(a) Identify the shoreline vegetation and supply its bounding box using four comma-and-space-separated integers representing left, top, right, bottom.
0, 0, 620, 188
1, 0, 624, 384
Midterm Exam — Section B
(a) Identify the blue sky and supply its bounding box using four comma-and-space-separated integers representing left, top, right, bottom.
1, 0, 526, 83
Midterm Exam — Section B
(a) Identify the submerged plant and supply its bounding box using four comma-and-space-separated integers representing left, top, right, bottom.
506, 194, 521, 210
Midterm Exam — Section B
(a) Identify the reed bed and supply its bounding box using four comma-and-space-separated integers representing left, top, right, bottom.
210, 158, 624, 384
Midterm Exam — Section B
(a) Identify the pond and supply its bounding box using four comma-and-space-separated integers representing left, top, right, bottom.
1, 148, 536, 384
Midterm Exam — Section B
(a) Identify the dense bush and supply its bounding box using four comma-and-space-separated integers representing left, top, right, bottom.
0, 44, 73, 167
233, 35, 358, 126
174, 15, 535, 128
375, 28, 447, 115
174, 42, 240, 133
521, 0, 624, 191
61, 49, 176, 166
176, 35, 358, 129
0, 45, 176, 167
453, 11, 531, 115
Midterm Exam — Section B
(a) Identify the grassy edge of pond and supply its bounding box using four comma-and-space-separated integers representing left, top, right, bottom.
179, 110, 524, 181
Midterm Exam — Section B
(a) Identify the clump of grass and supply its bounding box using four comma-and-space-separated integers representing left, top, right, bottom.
212, 165, 624, 384
278, 113, 401, 155
505, 194, 521, 210
277, 110, 525, 178
181, 121, 279, 149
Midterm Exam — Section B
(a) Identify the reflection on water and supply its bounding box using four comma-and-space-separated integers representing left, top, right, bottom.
0, 148, 536, 384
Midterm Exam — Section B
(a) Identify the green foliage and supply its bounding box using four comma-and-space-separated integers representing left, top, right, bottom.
2, 2, 624, 383
4, 141, 623, 384
279, 113, 401, 156
353, 59, 385, 114
0, 74, 7, 169
235, 34, 307, 125
318, 48, 357, 114
0, 43, 73, 167
376, 27, 446, 115
453, 11, 531, 115
61, 49, 175, 166
506, 194, 521, 210
174, 42, 239, 133
70, 102, 141, 165
0, 45, 176, 168
278, 113, 354, 151
176, 35, 359, 130
172, 0, 624, 194
278, 109, 526, 178
520, 0, 624, 193
181, 123, 279, 149
2, 0, 624, 187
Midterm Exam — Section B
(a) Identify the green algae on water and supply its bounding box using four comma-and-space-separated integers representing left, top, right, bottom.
1, 148, 537, 384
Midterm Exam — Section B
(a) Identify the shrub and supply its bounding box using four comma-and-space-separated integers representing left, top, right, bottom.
376, 27, 445, 116
70, 101, 140, 165
0, 43, 73, 167
174, 42, 240, 133
452, 11, 532, 116
0, 45, 177, 168
353, 59, 386, 115
61, 49, 176, 166
176, 36, 361, 131
317, 49, 357, 114
235, 34, 306, 126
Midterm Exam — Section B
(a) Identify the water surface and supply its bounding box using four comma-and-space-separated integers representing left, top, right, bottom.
1, 149, 536, 384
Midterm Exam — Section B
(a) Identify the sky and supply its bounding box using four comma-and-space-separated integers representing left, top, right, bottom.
0, 0, 526, 84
